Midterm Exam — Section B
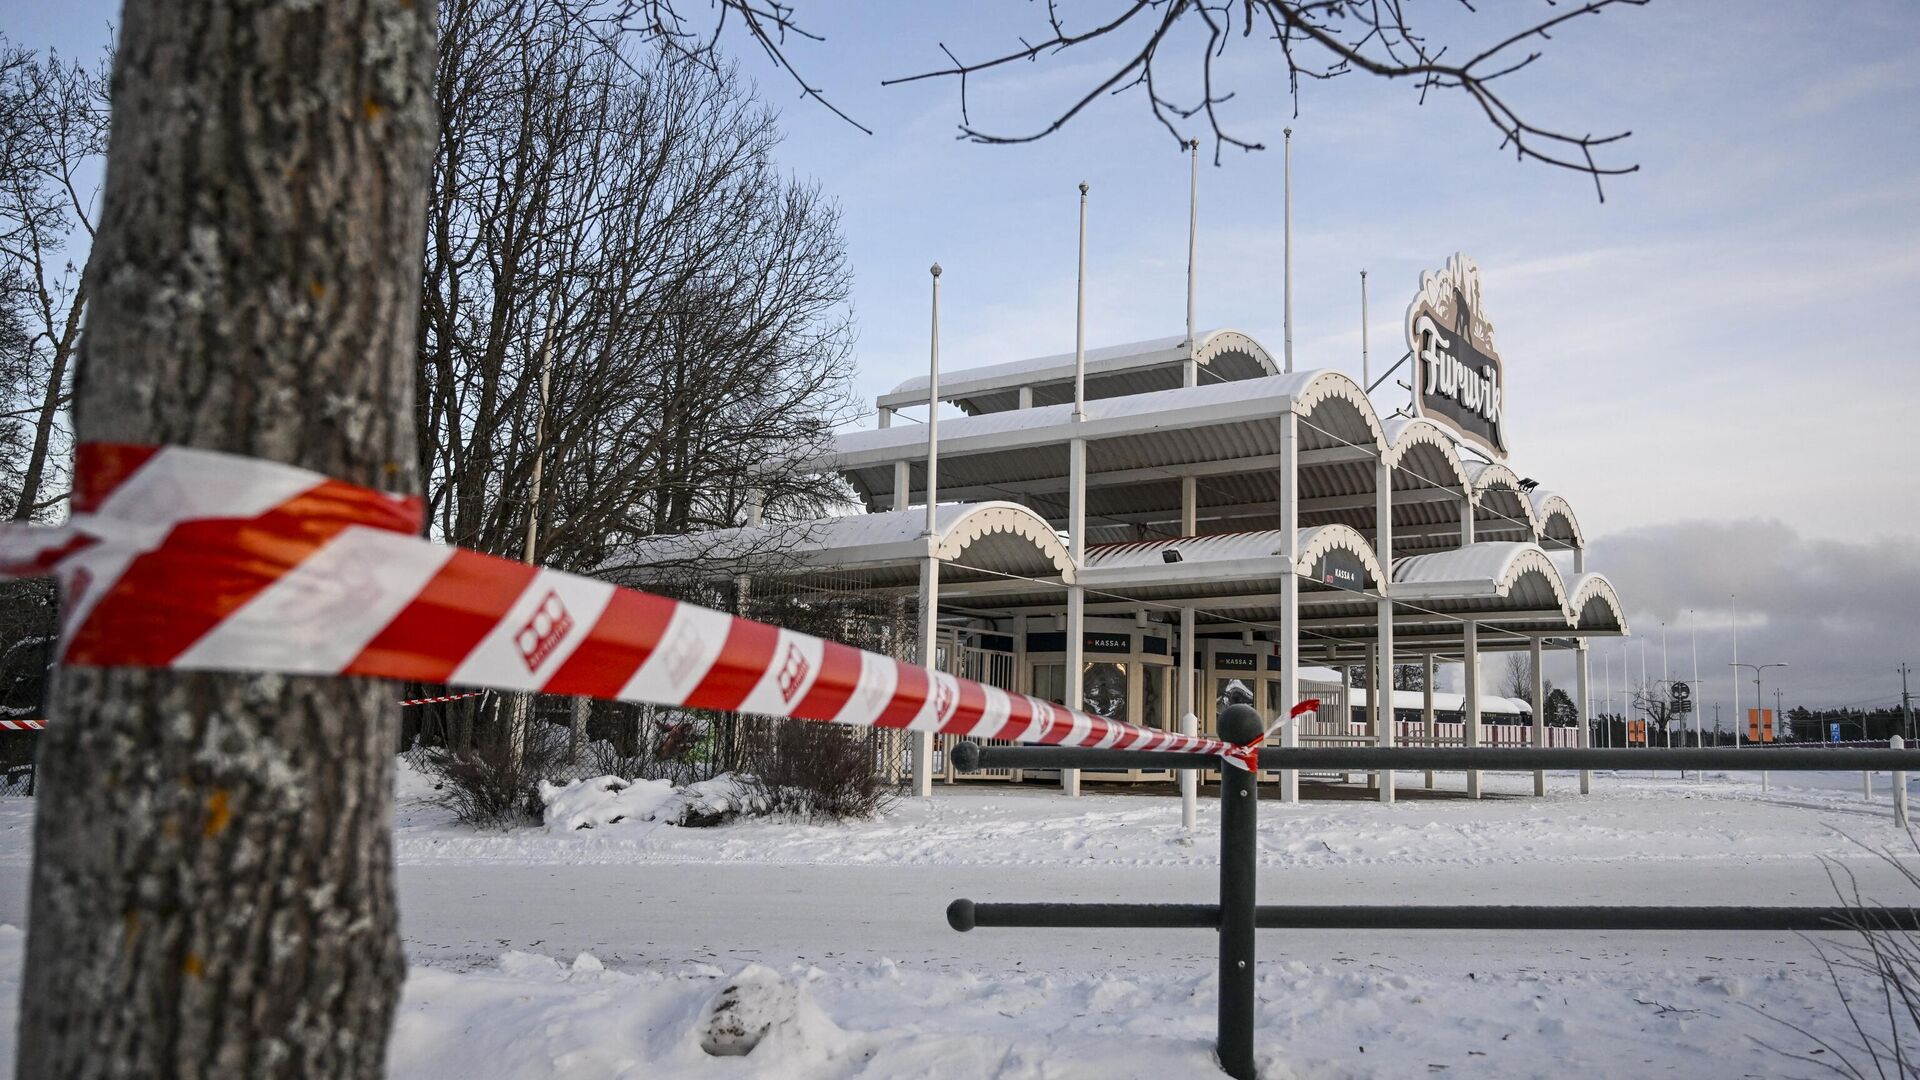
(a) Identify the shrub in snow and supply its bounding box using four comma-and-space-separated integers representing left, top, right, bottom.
675, 774, 770, 827
697, 963, 847, 1058
537, 775, 679, 831
744, 720, 895, 822
421, 722, 572, 828
537, 772, 770, 831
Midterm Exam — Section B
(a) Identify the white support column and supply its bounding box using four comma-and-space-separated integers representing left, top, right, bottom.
1181, 476, 1197, 535
1577, 640, 1593, 795
914, 263, 942, 800
1376, 455, 1395, 803
893, 461, 909, 513
1339, 662, 1354, 784
1064, 436, 1087, 798
877, 406, 894, 429
1277, 410, 1301, 803
1423, 652, 1437, 789
1464, 622, 1483, 799
1012, 615, 1029, 784
1018, 386, 1033, 409
1894, 736, 1909, 828
914, 555, 938, 798
1461, 494, 1478, 797
1180, 605, 1197, 830
1365, 643, 1381, 792
1531, 635, 1547, 796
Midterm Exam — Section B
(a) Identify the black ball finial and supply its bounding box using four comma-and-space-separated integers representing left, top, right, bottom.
951, 740, 982, 773
946, 898, 977, 932
1217, 702, 1264, 746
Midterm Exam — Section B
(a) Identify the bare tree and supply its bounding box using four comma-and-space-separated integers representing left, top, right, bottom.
17, 2, 435, 1077
0, 39, 108, 522
886, 0, 1647, 197
420, 1, 854, 572
1631, 684, 1677, 741
417, 1, 854, 759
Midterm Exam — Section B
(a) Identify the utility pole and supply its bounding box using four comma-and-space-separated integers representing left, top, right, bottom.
1901, 663, 1915, 741
1773, 688, 1785, 741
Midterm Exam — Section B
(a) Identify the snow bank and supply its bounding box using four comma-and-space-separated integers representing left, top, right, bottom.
395, 768, 1916, 871
375, 945, 1868, 1079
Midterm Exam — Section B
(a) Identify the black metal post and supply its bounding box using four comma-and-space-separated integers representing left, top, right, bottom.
1215, 704, 1262, 1080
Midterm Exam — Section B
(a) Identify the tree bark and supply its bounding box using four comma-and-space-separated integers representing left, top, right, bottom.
17, 1, 436, 1077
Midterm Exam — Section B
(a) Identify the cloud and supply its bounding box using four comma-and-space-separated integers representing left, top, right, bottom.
1574, 518, 1920, 714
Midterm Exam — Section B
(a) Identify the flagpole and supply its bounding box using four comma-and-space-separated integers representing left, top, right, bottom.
1360, 269, 1369, 390
1185, 140, 1199, 388
1075, 183, 1089, 421
1690, 608, 1702, 761
1731, 593, 1741, 751
1283, 128, 1294, 374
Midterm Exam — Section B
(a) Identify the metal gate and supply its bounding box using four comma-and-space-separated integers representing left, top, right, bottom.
940, 632, 1019, 781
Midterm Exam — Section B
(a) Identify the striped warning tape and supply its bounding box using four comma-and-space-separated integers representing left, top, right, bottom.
0, 719, 43, 731
0, 444, 1266, 767
396, 691, 488, 708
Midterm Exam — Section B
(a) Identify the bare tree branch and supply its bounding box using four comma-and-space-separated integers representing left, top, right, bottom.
887, 0, 1647, 199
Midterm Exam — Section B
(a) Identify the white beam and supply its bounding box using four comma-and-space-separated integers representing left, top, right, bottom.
1064, 436, 1086, 798
1531, 634, 1546, 796
1376, 454, 1395, 804
1278, 410, 1301, 804
1180, 606, 1197, 829
1423, 653, 1437, 789
1576, 638, 1592, 795
1464, 620, 1482, 799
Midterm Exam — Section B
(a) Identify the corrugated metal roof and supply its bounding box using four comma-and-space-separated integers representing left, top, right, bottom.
1567, 572, 1628, 634
1391, 542, 1571, 613
608, 502, 1073, 586
879, 329, 1276, 414
822, 368, 1371, 470
1530, 490, 1584, 547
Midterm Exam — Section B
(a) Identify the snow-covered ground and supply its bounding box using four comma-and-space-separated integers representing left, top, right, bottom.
3, 765, 1917, 1078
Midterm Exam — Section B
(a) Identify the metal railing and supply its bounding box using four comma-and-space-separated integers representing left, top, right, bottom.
945, 723, 1920, 1080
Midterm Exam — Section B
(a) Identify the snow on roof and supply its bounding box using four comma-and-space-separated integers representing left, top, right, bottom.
816, 367, 1375, 473
609, 502, 1074, 582
1391, 542, 1570, 608
1073, 526, 1386, 598
1529, 489, 1584, 546
1565, 572, 1629, 634
1345, 687, 1533, 714
1381, 418, 1470, 491
879, 329, 1275, 412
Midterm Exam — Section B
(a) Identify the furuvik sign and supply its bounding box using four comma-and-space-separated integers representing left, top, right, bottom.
1406, 253, 1508, 461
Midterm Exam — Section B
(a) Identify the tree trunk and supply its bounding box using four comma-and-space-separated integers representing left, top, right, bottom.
11, 274, 85, 523
17, 1, 436, 1077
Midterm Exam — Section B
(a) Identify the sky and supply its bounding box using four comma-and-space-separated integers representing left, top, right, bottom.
9, 1, 1919, 715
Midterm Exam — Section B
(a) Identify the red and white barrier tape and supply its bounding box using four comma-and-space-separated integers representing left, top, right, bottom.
0, 444, 1284, 768
0, 719, 43, 731
397, 691, 488, 708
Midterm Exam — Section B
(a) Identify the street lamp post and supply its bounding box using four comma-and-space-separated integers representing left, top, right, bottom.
1732, 661, 1788, 792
